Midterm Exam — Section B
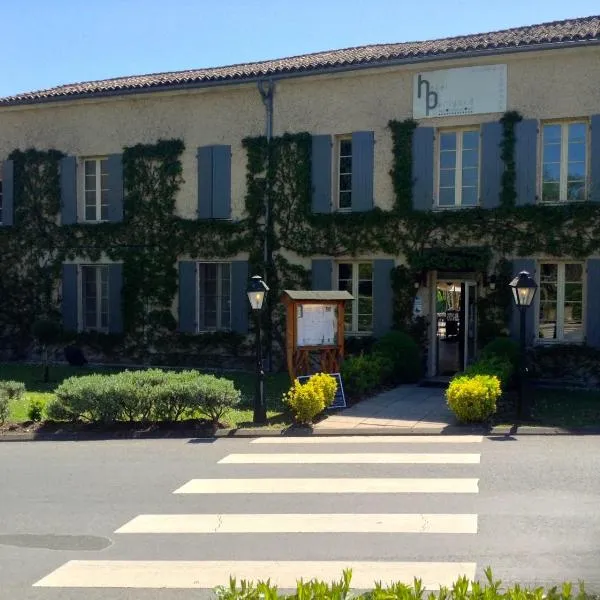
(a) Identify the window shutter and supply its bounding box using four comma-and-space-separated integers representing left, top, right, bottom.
515, 119, 538, 206
197, 146, 213, 219
412, 126, 434, 211
585, 259, 600, 348
590, 115, 600, 203
509, 259, 536, 344
178, 261, 197, 333
211, 145, 232, 219
108, 263, 123, 334
61, 264, 78, 332
230, 260, 249, 334
373, 259, 394, 337
2, 159, 14, 226
311, 135, 332, 213
107, 154, 124, 222
481, 122, 503, 209
60, 156, 77, 225
351, 131, 374, 212
311, 259, 333, 290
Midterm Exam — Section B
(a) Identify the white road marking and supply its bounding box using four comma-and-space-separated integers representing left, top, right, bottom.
115, 513, 477, 534
251, 435, 483, 444
174, 477, 479, 494
218, 453, 480, 464
33, 560, 477, 589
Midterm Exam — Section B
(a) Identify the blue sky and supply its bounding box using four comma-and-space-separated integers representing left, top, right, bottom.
1, 0, 598, 98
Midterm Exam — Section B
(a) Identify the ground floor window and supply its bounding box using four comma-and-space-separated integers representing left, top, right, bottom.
198, 262, 231, 331
337, 262, 373, 333
538, 262, 584, 342
81, 265, 109, 331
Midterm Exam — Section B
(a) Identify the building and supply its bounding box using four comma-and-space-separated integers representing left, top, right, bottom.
0, 15, 599, 376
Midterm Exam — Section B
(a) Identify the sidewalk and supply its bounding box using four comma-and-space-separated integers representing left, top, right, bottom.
315, 385, 456, 431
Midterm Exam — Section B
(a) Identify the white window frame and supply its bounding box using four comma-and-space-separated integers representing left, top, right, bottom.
82, 157, 109, 222
335, 136, 352, 212
536, 261, 585, 344
436, 128, 480, 208
78, 264, 110, 333
196, 261, 232, 332
336, 261, 373, 335
540, 120, 589, 203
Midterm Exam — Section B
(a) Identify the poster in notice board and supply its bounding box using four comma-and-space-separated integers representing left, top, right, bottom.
296, 372, 346, 409
296, 303, 337, 347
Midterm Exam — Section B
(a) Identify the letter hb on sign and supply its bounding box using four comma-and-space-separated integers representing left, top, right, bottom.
417, 74, 438, 116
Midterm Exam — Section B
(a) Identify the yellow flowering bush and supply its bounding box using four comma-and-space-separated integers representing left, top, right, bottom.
283, 373, 338, 425
445, 374, 500, 423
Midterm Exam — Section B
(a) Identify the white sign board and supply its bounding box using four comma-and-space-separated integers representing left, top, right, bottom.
297, 304, 337, 347
413, 64, 507, 119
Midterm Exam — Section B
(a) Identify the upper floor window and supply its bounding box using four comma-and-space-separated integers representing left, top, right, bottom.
198, 262, 231, 331
337, 262, 372, 333
337, 137, 352, 211
538, 262, 584, 343
84, 158, 109, 222
437, 129, 479, 208
541, 122, 587, 203
81, 264, 109, 332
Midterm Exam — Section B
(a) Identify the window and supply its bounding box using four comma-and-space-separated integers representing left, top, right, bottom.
84, 158, 109, 221
541, 122, 587, 202
81, 265, 109, 332
438, 129, 479, 207
538, 262, 584, 342
337, 137, 352, 210
198, 262, 231, 331
337, 262, 372, 333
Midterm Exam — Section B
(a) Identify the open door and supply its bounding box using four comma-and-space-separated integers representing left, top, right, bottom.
464, 282, 477, 370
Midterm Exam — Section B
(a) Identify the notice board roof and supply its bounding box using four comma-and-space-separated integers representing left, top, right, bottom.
282, 290, 354, 301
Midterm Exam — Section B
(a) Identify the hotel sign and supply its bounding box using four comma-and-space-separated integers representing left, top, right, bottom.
413, 64, 507, 119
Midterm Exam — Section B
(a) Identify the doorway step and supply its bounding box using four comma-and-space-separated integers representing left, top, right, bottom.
420, 375, 452, 388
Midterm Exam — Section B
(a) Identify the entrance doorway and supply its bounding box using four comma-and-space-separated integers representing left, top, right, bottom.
435, 280, 477, 375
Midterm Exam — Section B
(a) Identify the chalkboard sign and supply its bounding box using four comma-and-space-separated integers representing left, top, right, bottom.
296, 372, 346, 409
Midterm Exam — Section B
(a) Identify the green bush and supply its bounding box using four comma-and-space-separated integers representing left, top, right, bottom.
283, 373, 337, 425
372, 330, 422, 383
341, 354, 386, 398
0, 381, 26, 425
27, 397, 46, 422
446, 374, 500, 423
481, 336, 520, 368
45, 369, 240, 425
465, 356, 514, 388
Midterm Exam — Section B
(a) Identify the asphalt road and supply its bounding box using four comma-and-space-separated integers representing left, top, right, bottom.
1, 434, 599, 599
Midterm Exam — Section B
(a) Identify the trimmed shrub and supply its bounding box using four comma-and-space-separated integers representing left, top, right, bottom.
196, 375, 241, 424
340, 354, 385, 398
284, 373, 337, 425
27, 397, 46, 422
446, 374, 501, 423
481, 336, 520, 368
0, 381, 26, 425
464, 356, 514, 388
372, 330, 422, 383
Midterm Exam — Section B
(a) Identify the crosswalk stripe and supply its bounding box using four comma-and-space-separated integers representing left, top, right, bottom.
115, 513, 478, 534
173, 477, 479, 494
251, 435, 483, 444
218, 453, 480, 464
33, 560, 477, 590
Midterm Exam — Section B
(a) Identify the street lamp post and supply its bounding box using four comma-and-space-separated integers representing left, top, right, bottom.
509, 271, 538, 420
247, 275, 269, 424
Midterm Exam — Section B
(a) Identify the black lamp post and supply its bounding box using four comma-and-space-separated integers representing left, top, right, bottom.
247, 275, 269, 424
509, 270, 538, 420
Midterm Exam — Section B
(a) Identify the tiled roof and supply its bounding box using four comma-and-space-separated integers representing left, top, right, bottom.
2, 15, 599, 106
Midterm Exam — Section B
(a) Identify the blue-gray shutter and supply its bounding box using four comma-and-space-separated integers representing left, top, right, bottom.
311, 259, 333, 290
197, 146, 213, 219
509, 259, 536, 344
412, 126, 434, 211
373, 259, 394, 337
311, 135, 332, 213
2, 160, 14, 226
590, 115, 600, 203
61, 264, 78, 332
231, 260, 249, 334
107, 154, 123, 222
108, 263, 123, 334
351, 131, 374, 212
178, 261, 197, 333
212, 145, 231, 219
515, 119, 538, 206
585, 260, 600, 348
60, 156, 77, 225
481, 122, 503, 209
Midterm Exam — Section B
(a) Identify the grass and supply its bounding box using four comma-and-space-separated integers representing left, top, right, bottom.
1, 363, 291, 428
530, 387, 600, 428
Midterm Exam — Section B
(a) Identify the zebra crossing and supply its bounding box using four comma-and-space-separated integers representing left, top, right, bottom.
33, 434, 483, 592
